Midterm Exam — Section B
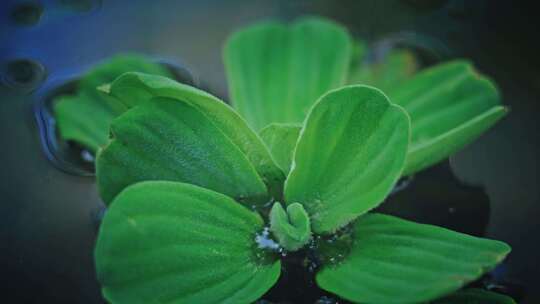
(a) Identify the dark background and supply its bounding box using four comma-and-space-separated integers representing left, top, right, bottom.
1, 0, 539, 303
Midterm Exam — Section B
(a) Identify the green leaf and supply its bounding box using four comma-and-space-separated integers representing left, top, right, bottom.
106, 72, 285, 199
54, 92, 117, 152
387, 60, 507, 175
348, 47, 418, 93
284, 85, 410, 234
433, 288, 516, 304
269, 202, 311, 251
53, 54, 172, 152
95, 181, 281, 304
259, 123, 301, 174
224, 17, 352, 130
96, 98, 268, 205
316, 213, 511, 304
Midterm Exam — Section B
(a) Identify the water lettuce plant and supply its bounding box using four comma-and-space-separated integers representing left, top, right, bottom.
53, 54, 172, 153
54, 17, 512, 304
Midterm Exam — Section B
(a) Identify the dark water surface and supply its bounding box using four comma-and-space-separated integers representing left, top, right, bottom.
1, 1, 539, 303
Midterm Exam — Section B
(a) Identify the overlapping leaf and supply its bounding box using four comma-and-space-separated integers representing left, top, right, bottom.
224, 17, 352, 130
316, 214, 511, 304
54, 54, 172, 152
387, 60, 507, 175
95, 181, 281, 304
348, 47, 418, 93
259, 123, 301, 174
284, 85, 410, 233
105, 73, 284, 199
97, 98, 268, 205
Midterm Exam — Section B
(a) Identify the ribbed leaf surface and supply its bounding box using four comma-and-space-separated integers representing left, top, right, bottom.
284, 86, 410, 234
388, 60, 507, 175
316, 214, 511, 304
95, 181, 281, 304
107, 72, 284, 199
259, 123, 301, 174
97, 98, 267, 205
224, 17, 352, 130
54, 54, 172, 152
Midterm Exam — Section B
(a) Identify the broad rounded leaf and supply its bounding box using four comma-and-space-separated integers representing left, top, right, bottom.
54, 54, 172, 152
388, 60, 507, 175
259, 123, 301, 174
433, 288, 516, 304
95, 181, 281, 304
284, 85, 410, 234
224, 17, 352, 130
316, 214, 511, 304
106, 72, 284, 199
96, 98, 268, 205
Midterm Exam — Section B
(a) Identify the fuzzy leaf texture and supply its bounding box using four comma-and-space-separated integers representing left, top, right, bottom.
387, 60, 507, 175
284, 85, 410, 234
104, 72, 284, 199
269, 202, 311, 251
224, 17, 352, 130
259, 123, 301, 174
95, 181, 280, 304
96, 98, 268, 205
316, 214, 511, 304
54, 54, 173, 152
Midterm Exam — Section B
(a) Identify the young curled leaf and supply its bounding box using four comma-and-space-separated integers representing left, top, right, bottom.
285, 85, 410, 234
269, 202, 311, 251
95, 181, 281, 304
316, 213, 511, 304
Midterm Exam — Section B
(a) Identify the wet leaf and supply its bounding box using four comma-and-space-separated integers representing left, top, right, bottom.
433, 288, 516, 304
106, 72, 284, 199
316, 214, 511, 304
348, 48, 418, 93
259, 123, 301, 174
284, 86, 410, 234
97, 97, 268, 205
387, 60, 507, 175
95, 181, 281, 304
224, 17, 352, 130
53, 54, 172, 152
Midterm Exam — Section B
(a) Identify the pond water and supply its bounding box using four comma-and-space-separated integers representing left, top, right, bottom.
1, 1, 538, 303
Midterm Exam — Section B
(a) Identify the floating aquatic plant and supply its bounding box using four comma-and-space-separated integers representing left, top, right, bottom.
55, 17, 512, 304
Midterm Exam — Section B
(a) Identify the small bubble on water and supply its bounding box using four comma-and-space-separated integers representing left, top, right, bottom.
1, 59, 46, 93
10, 2, 43, 26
